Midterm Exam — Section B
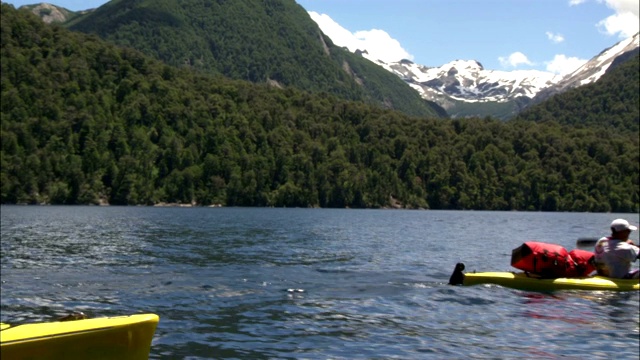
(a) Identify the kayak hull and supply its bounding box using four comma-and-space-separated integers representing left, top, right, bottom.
0, 313, 159, 360
449, 263, 639, 292
463, 271, 639, 292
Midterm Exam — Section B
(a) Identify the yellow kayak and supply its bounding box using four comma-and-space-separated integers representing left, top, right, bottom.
0, 313, 159, 360
449, 263, 640, 292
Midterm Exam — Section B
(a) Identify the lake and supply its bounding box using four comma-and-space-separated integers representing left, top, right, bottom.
1, 206, 638, 359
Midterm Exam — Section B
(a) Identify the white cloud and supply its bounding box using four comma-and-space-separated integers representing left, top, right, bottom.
545, 54, 588, 75
308, 12, 358, 49
307, 11, 413, 63
597, 10, 639, 38
573, 0, 639, 38
546, 31, 565, 43
601, 0, 640, 16
498, 52, 534, 68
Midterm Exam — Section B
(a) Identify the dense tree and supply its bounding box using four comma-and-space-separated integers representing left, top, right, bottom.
65, 0, 443, 118
1, 5, 638, 212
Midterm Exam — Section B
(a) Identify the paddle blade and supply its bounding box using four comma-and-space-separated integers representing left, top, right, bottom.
576, 238, 599, 247
448, 263, 465, 285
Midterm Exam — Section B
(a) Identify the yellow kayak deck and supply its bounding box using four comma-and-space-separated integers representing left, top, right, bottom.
449, 263, 639, 292
1, 313, 159, 360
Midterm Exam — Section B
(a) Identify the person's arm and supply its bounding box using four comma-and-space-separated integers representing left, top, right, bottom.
631, 244, 640, 260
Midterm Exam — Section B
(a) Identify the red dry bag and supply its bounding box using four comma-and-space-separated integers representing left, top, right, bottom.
511, 242, 571, 278
566, 249, 596, 277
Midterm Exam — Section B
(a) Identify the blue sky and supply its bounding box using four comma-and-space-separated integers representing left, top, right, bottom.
297, 0, 639, 74
4, 0, 639, 74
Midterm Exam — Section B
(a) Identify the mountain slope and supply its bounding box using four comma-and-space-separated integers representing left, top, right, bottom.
532, 32, 640, 104
2, 3, 637, 212
516, 54, 639, 133
63, 0, 442, 118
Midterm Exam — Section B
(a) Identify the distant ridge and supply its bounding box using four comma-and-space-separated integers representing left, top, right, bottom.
356, 33, 640, 119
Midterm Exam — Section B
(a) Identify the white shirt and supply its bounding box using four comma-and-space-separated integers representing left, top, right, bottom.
593, 237, 640, 278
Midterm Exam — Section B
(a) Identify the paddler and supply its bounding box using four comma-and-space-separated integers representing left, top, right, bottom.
593, 219, 640, 279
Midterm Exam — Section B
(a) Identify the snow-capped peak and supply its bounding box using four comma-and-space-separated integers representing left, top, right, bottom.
442, 59, 484, 71
356, 33, 638, 118
562, 32, 638, 87
379, 58, 561, 104
352, 33, 638, 118
531, 32, 639, 103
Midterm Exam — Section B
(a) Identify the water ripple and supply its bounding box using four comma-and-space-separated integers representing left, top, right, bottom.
1, 207, 638, 359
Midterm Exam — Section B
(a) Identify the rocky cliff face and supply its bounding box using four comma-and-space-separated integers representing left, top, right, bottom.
25, 3, 74, 23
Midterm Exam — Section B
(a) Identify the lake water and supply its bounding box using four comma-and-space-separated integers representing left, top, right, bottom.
1, 206, 638, 359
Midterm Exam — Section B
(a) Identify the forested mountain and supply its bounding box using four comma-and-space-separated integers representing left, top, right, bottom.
61, 0, 443, 118
516, 54, 639, 133
1, 4, 638, 212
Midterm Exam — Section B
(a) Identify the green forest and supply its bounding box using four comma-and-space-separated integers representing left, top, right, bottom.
1, 4, 638, 212
518, 54, 639, 133
65, 0, 443, 118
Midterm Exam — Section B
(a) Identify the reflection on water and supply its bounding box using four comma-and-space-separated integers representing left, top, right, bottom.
1, 206, 638, 359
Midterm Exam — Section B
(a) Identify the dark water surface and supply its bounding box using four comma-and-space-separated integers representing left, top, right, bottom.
1, 206, 638, 359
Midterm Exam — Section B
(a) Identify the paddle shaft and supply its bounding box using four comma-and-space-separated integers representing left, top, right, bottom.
577, 237, 639, 248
